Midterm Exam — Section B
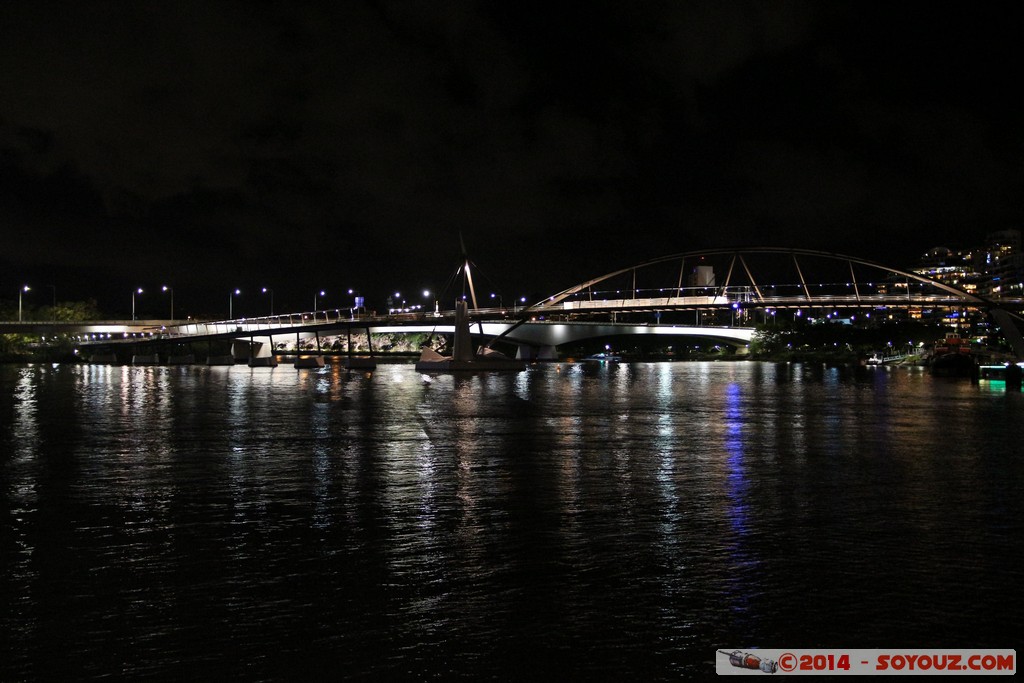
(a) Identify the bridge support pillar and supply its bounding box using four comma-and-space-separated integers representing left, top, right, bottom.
231, 338, 278, 365
247, 336, 278, 367
516, 345, 557, 361
232, 340, 249, 362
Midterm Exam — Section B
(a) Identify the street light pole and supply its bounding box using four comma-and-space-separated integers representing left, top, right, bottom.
162, 285, 174, 320
314, 290, 325, 311
133, 286, 143, 321
262, 287, 274, 316
18, 285, 30, 322
230, 289, 240, 319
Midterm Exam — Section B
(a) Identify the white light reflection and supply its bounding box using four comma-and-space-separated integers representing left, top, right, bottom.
513, 367, 532, 402
12, 367, 40, 461
370, 366, 457, 609
653, 364, 681, 561
8, 368, 41, 588
310, 388, 333, 531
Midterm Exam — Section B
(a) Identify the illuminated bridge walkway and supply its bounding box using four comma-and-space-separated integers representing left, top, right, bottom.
57, 315, 756, 361
17, 247, 1024, 360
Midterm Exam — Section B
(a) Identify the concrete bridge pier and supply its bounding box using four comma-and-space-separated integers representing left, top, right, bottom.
516, 345, 557, 361
344, 323, 377, 369
246, 335, 278, 368
294, 330, 325, 368
168, 342, 195, 365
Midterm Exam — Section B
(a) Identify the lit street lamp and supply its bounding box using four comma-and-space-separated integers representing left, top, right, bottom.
389, 291, 407, 313
314, 290, 325, 310
262, 287, 274, 316
131, 288, 144, 321
229, 289, 240, 319
490, 292, 503, 311
18, 285, 30, 322
162, 285, 174, 320
347, 288, 364, 318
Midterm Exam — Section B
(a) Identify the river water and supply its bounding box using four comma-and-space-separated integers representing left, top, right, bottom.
1, 361, 1020, 679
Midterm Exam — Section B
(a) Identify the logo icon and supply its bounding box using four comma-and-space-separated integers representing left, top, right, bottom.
719, 650, 778, 674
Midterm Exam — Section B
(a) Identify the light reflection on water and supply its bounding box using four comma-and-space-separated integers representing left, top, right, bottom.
1, 361, 1021, 679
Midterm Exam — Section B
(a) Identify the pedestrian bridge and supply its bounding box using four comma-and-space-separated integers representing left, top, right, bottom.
69, 315, 755, 361
530, 246, 1016, 314
18, 246, 1024, 360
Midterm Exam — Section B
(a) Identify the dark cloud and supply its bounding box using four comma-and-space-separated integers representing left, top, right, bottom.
1, 1, 1021, 316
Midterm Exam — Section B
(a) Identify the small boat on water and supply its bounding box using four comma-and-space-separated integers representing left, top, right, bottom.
584, 352, 621, 363
978, 362, 1024, 389
929, 332, 977, 376
930, 351, 977, 376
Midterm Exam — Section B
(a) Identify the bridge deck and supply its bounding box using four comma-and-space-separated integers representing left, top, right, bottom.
59, 314, 755, 350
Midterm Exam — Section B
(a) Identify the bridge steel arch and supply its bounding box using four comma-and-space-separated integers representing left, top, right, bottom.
529, 247, 992, 311
508, 246, 1024, 358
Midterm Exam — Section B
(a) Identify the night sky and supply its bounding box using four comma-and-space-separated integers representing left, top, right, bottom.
2, 1, 1021, 319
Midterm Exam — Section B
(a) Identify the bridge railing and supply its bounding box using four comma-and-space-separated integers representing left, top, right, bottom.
155, 306, 523, 337
554, 291, 983, 312
550, 279, 1001, 310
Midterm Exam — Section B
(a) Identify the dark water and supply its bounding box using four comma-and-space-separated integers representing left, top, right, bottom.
1, 361, 1021, 680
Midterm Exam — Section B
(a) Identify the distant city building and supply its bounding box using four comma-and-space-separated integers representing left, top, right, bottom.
913, 229, 1023, 299
980, 229, 1024, 297
912, 246, 981, 294
910, 231, 1022, 334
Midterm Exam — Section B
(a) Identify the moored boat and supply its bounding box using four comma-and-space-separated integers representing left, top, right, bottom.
929, 332, 977, 376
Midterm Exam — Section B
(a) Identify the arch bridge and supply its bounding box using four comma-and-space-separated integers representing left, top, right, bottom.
493, 247, 1024, 357
62, 247, 1024, 361
529, 247, 1012, 315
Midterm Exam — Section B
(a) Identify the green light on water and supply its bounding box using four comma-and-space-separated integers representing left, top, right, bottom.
981, 380, 1006, 393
